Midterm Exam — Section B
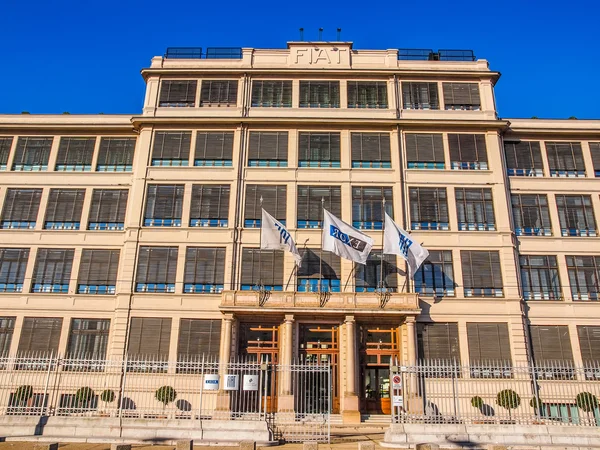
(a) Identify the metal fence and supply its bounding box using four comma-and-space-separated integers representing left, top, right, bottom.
391, 360, 600, 427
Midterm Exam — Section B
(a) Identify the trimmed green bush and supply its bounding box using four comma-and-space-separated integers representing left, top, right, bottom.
75, 386, 95, 405
155, 385, 177, 408
100, 389, 115, 403
14, 385, 34, 404
575, 392, 599, 413
471, 396, 484, 409
497, 389, 521, 418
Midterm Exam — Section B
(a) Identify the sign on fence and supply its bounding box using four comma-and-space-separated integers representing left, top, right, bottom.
224, 374, 239, 390
203, 374, 219, 391
242, 374, 259, 391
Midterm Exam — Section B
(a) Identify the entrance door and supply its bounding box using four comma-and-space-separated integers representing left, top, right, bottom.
363, 367, 391, 414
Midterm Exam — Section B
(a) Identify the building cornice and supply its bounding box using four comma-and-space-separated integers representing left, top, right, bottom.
0, 115, 136, 133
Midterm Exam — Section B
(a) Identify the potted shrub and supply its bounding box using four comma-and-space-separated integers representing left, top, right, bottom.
75, 387, 95, 412
99, 389, 115, 417
496, 389, 520, 422
155, 385, 177, 418
529, 397, 545, 424
14, 385, 34, 410
575, 392, 599, 425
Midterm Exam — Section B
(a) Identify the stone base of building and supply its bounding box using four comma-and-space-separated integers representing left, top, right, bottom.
341, 395, 361, 423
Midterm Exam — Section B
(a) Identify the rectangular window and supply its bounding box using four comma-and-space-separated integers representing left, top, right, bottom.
248, 131, 288, 167
467, 323, 512, 371
0, 137, 14, 170
0, 317, 15, 357
414, 250, 455, 297
520, 255, 561, 300
590, 143, 600, 177
347, 81, 388, 109
417, 322, 460, 362
190, 185, 230, 227
511, 194, 552, 236
151, 131, 191, 166
240, 248, 283, 291
405, 133, 445, 169
355, 251, 397, 292
251, 80, 292, 107
31, 249, 74, 293
55, 137, 95, 171
178, 319, 222, 361
1, 188, 42, 229
442, 82, 481, 110
351, 132, 391, 168
17, 317, 62, 356
504, 140, 543, 176
66, 319, 110, 359
298, 132, 341, 167
409, 187, 449, 230
546, 142, 585, 177
144, 184, 184, 227
44, 189, 85, 230
566, 255, 600, 301
88, 189, 128, 231
159, 80, 197, 107
449, 134, 488, 170
461, 250, 503, 297
556, 195, 597, 237
135, 247, 178, 293
244, 184, 286, 227
402, 82, 439, 110
297, 185, 341, 228
530, 325, 574, 373
97, 137, 135, 172
299, 81, 340, 108
194, 131, 234, 166
352, 187, 393, 230
297, 249, 341, 293
577, 325, 600, 366
12, 137, 53, 171
200, 80, 238, 106
456, 188, 495, 231
77, 249, 120, 295
128, 317, 171, 359
184, 247, 225, 293
0, 248, 29, 293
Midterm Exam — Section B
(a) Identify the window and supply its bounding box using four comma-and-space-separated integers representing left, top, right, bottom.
144, 184, 184, 227
77, 249, 120, 294
97, 137, 135, 172
351, 132, 391, 168
244, 184, 286, 227
194, 131, 234, 166
402, 82, 439, 110
299, 81, 340, 108
405, 133, 445, 169
127, 317, 171, 359
151, 131, 191, 166
200, 80, 238, 106
251, 80, 292, 107
352, 186, 393, 229
297, 249, 341, 293
409, 187, 449, 230
135, 247, 178, 293
566, 256, 600, 301
178, 319, 221, 360
456, 188, 495, 231
88, 189, 128, 230
577, 326, 600, 366
417, 322, 460, 362
504, 140, 543, 176
248, 131, 288, 167
355, 251, 397, 292
520, 255, 561, 300
17, 317, 63, 356
0, 317, 15, 357
511, 194, 552, 236
556, 195, 596, 237
590, 143, 600, 177
240, 248, 283, 291
414, 250, 455, 297
190, 185, 230, 227
530, 325, 574, 372
31, 249, 74, 293
347, 81, 388, 109
184, 247, 225, 293
0, 248, 29, 293
297, 185, 341, 228
467, 323, 512, 371
12, 137, 52, 171
55, 137, 95, 171
298, 132, 341, 168
159, 80, 197, 107
0, 137, 13, 170
44, 189, 85, 230
442, 82, 480, 110
546, 142, 585, 177
461, 250, 503, 297
66, 319, 110, 359
449, 134, 488, 170
1, 188, 42, 229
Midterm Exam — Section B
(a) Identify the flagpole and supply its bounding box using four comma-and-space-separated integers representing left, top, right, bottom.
258, 196, 263, 290
319, 197, 324, 294
380, 198, 386, 293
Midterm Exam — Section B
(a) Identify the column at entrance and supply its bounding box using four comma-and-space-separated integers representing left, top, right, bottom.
216, 313, 234, 411
342, 315, 360, 423
278, 314, 294, 412
404, 316, 421, 413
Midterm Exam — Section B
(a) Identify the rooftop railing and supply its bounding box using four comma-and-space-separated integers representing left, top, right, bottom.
164, 47, 243, 59
399, 48, 476, 61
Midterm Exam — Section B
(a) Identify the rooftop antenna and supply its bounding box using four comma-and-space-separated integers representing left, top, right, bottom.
319, 28, 323, 41
337, 28, 341, 41
299, 28, 304, 41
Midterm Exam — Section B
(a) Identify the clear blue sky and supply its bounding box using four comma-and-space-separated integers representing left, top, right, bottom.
1, 0, 598, 119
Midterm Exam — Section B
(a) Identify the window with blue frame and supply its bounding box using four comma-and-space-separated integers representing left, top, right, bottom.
248, 131, 288, 167
144, 184, 184, 227
414, 250, 455, 297
96, 137, 135, 172
77, 249, 120, 295
409, 187, 449, 230
31, 248, 74, 293
299, 81, 340, 108
0, 317, 15, 357
590, 143, 600, 177
194, 131, 233, 167
455, 188, 496, 231
55, 137, 95, 171
352, 186, 393, 230
467, 323, 512, 370
88, 189, 128, 231
530, 325, 575, 378
297, 249, 341, 293
347, 81, 388, 109
511, 194, 552, 236
159, 80, 197, 107
177, 319, 222, 362
567, 255, 600, 301
556, 195, 597, 237
297, 185, 341, 229
520, 255, 561, 300
355, 251, 397, 292
17, 317, 63, 356
151, 131, 191, 166
135, 246, 178, 293
251, 80, 292, 108
44, 189, 85, 230
184, 247, 225, 293
190, 184, 229, 227
1, 188, 42, 229
298, 132, 341, 168
127, 317, 171, 361
351, 132, 391, 168
461, 250, 503, 297
449, 134, 488, 170
546, 141, 586, 177
0, 137, 13, 171
66, 319, 110, 359
405, 133, 445, 169
240, 248, 283, 291
244, 184, 286, 228
12, 137, 53, 171
0, 248, 29, 293
417, 322, 461, 363
504, 140, 543, 176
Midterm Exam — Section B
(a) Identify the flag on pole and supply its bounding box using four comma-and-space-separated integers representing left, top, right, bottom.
383, 212, 429, 278
322, 209, 374, 265
260, 209, 303, 267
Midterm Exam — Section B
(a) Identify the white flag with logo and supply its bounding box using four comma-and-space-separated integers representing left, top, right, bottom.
261, 209, 303, 267
322, 209, 374, 265
383, 213, 429, 278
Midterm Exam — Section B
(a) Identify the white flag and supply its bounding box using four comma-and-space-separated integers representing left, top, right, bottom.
383, 213, 429, 278
260, 209, 303, 267
322, 209, 374, 265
